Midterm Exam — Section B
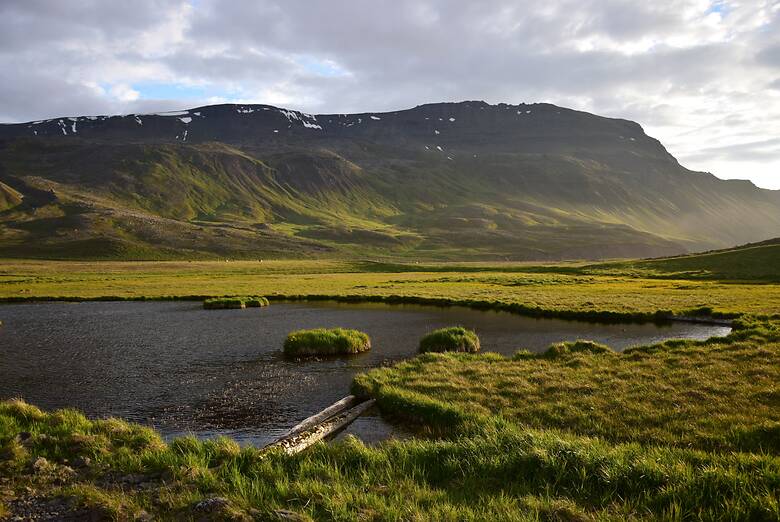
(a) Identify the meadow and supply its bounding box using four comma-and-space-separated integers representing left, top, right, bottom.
1, 257, 779, 317
0, 248, 779, 520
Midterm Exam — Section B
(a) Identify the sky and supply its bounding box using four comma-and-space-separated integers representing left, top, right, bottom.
0, 1, 778, 189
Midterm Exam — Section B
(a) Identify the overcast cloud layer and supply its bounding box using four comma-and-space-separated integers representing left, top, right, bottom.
1, 0, 778, 188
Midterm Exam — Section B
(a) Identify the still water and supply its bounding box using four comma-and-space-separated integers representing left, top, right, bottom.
0, 301, 730, 445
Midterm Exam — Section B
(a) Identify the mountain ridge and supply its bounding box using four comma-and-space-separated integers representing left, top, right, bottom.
1, 101, 778, 260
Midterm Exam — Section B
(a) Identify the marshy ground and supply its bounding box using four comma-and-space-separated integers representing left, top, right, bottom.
0, 251, 778, 520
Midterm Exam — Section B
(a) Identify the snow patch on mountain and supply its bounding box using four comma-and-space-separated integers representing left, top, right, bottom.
152, 110, 190, 116
278, 108, 322, 130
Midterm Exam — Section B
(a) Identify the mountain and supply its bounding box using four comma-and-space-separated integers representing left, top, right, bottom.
1, 101, 779, 260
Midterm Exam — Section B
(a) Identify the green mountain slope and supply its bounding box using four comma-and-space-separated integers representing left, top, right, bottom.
1, 101, 779, 260
0, 181, 22, 211
603, 239, 780, 281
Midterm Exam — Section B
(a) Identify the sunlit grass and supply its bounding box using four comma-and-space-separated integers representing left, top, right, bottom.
283, 328, 371, 357
202, 295, 269, 309
355, 317, 780, 454
2, 390, 779, 520
203, 297, 245, 309
419, 326, 481, 353
1, 259, 778, 317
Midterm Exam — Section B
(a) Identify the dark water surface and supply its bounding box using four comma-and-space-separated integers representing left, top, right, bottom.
0, 301, 730, 445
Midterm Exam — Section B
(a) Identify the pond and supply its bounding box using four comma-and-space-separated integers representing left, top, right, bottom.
0, 301, 730, 446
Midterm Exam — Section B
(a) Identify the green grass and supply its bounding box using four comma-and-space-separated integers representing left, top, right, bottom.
203, 296, 269, 309
1, 387, 779, 520
1, 327, 778, 519
595, 240, 780, 282
203, 297, 245, 309
1, 254, 779, 519
354, 317, 780, 454
1, 259, 779, 317
245, 296, 269, 307
283, 328, 371, 357
539, 340, 612, 358
419, 326, 481, 353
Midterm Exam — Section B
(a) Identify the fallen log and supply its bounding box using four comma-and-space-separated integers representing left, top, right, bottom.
283, 395, 358, 437
265, 399, 376, 455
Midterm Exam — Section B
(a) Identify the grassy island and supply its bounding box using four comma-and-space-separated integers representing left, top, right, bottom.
203, 296, 269, 309
419, 326, 481, 353
244, 296, 269, 307
283, 328, 371, 357
203, 297, 245, 309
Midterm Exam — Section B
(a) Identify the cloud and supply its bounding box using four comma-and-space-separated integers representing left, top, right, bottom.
683, 137, 780, 163
0, 0, 779, 188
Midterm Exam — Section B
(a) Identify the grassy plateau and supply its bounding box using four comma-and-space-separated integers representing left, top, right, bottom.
0, 243, 779, 520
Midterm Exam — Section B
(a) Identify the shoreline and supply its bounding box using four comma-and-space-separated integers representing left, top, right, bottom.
0, 293, 738, 326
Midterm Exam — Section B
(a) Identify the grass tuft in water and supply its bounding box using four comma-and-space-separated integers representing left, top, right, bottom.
203, 296, 269, 309
203, 297, 245, 309
283, 328, 371, 357
419, 326, 480, 353
244, 296, 269, 307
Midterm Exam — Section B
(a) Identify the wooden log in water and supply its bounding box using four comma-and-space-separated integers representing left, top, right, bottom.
284, 395, 359, 437
265, 399, 376, 455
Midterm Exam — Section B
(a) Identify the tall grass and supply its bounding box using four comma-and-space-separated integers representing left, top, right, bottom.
355, 318, 780, 454
1, 398, 778, 520
419, 326, 481, 353
244, 296, 269, 307
283, 328, 371, 356
203, 296, 269, 309
203, 297, 245, 309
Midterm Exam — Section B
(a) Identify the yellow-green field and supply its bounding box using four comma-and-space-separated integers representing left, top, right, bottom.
1, 259, 779, 316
